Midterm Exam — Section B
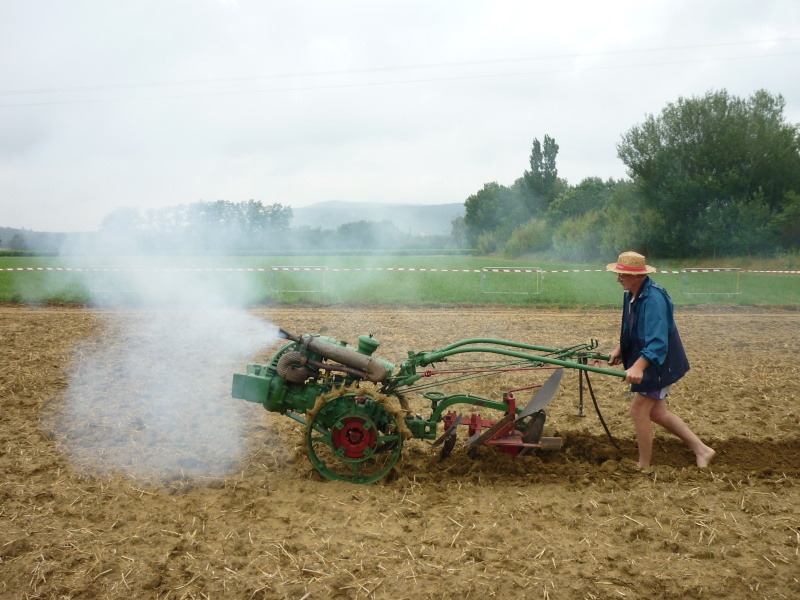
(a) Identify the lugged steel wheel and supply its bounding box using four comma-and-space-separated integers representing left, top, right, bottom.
305, 390, 403, 484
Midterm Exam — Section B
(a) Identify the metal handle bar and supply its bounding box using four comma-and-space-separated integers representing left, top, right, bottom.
414, 344, 626, 378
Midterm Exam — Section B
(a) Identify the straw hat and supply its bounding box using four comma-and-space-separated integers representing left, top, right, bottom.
606, 251, 656, 275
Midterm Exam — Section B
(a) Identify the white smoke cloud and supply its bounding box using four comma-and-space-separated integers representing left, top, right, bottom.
46, 237, 280, 481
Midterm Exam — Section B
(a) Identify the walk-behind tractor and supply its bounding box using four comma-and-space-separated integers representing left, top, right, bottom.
232, 329, 626, 484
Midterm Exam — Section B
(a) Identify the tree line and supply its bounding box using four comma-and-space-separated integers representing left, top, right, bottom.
58, 200, 456, 254
3, 200, 459, 254
457, 89, 800, 259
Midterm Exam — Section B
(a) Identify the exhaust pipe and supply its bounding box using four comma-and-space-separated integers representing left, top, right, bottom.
278, 328, 299, 342
279, 329, 390, 383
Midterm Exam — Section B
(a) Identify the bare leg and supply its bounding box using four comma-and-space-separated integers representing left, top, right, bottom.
649, 399, 715, 467
630, 394, 657, 468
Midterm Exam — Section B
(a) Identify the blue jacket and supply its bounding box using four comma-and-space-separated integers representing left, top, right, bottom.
620, 277, 690, 392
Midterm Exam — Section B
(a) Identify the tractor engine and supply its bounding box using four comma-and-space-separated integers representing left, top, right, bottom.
231, 328, 395, 416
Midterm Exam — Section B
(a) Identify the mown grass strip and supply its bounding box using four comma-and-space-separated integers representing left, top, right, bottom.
0, 256, 797, 307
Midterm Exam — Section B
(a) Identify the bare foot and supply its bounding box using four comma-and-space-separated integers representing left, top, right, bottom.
696, 447, 715, 468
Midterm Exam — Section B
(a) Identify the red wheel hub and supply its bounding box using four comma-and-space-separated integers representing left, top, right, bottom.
332, 416, 377, 459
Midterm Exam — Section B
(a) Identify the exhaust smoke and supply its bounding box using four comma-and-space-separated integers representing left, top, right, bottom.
43, 244, 279, 482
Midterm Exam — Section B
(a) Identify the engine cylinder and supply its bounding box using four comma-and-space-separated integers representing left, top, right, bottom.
303, 336, 391, 382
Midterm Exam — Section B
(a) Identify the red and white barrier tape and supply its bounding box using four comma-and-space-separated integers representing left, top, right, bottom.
2, 267, 799, 274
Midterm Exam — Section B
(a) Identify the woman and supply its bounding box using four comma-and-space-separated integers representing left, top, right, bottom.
607, 251, 715, 468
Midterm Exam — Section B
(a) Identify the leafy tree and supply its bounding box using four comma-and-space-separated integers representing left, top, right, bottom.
336, 220, 404, 249
463, 182, 509, 246
598, 204, 639, 259
776, 191, 800, 250
462, 135, 567, 255
523, 135, 562, 213
239, 199, 293, 233
100, 207, 143, 234
617, 89, 800, 256
551, 212, 604, 262
690, 193, 777, 257
263, 202, 293, 230
728, 195, 779, 255
505, 219, 550, 257
524, 135, 558, 198
542, 179, 651, 261
547, 177, 615, 223
450, 216, 467, 248
594, 180, 653, 258
475, 231, 498, 255
9, 233, 27, 251
97, 208, 145, 252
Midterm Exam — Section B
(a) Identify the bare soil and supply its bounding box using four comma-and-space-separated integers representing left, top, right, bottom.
1, 304, 799, 599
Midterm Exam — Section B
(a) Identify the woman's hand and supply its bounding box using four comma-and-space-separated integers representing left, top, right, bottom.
624, 365, 644, 384
608, 346, 623, 366
624, 356, 649, 384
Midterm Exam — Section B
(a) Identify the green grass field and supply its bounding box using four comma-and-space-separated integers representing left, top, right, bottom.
1, 255, 798, 307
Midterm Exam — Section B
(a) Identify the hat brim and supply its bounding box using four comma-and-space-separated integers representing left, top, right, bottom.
606, 263, 656, 275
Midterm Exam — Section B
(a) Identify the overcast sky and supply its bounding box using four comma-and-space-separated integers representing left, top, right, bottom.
1, 0, 799, 232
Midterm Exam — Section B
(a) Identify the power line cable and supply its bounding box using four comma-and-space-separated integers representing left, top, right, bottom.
2, 48, 799, 108
1, 36, 799, 97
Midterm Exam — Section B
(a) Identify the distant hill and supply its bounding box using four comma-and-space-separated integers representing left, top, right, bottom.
290, 201, 464, 235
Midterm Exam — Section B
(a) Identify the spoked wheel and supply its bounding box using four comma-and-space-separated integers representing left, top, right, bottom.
305, 391, 404, 484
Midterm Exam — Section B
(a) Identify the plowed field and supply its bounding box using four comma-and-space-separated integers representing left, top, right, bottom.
1, 305, 799, 599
